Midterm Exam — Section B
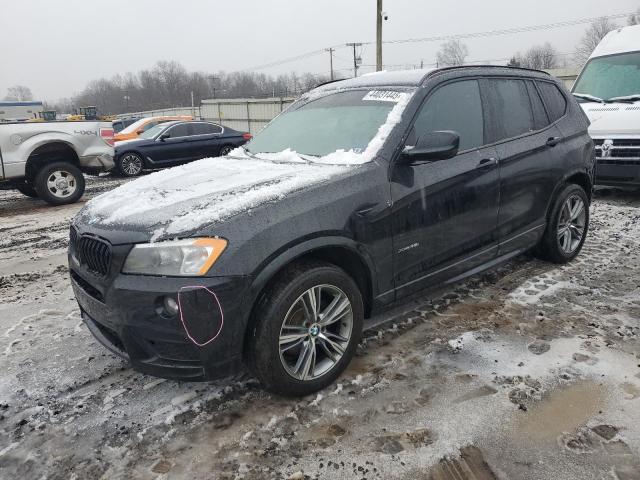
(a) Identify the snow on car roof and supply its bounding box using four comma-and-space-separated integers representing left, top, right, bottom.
591, 24, 640, 59
316, 69, 436, 92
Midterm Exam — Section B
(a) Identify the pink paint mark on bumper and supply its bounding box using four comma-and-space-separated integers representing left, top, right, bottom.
177, 285, 224, 347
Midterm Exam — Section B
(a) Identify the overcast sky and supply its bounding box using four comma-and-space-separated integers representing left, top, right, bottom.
1, 0, 637, 101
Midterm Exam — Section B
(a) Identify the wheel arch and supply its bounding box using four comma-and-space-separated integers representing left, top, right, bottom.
241, 237, 376, 358
545, 169, 593, 223
25, 141, 79, 182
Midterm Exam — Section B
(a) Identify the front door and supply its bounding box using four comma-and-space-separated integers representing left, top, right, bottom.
390, 79, 501, 298
146, 123, 194, 165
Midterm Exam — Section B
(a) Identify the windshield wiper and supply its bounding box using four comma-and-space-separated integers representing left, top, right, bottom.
572, 93, 605, 104
605, 94, 640, 103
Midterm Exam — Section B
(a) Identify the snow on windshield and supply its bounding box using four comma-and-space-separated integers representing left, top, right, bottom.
81, 89, 413, 239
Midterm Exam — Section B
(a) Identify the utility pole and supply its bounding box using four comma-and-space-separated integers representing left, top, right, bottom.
376, 0, 383, 71
326, 47, 335, 80
208, 75, 219, 99
346, 42, 363, 77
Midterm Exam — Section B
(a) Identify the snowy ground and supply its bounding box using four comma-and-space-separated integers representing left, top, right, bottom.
1, 180, 640, 480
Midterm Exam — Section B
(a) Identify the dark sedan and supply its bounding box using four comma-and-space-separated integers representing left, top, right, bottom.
114, 120, 252, 176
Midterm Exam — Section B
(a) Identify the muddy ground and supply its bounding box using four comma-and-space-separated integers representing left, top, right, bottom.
1, 179, 639, 480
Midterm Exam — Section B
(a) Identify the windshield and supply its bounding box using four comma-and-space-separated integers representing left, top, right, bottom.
138, 123, 168, 139
246, 89, 411, 158
573, 51, 640, 101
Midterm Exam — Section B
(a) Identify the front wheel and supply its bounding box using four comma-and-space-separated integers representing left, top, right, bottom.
117, 152, 144, 177
248, 261, 364, 396
34, 162, 85, 206
536, 183, 589, 263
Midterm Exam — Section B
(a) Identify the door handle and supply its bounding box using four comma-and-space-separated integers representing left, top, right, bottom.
546, 136, 561, 147
476, 157, 498, 169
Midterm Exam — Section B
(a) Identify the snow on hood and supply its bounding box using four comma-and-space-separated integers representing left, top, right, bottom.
80, 157, 351, 241
580, 102, 640, 137
79, 91, 413, 240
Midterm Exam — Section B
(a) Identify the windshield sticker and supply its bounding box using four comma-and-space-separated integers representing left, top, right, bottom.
363, 90, 403, 102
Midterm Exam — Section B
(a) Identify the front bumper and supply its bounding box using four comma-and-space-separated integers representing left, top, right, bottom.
595, 161, 640, 186
70, 264, 252, 381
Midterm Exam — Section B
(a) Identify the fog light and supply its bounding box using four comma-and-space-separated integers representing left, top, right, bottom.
163, 296, 179, 316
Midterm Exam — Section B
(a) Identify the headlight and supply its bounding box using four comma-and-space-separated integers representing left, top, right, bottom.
122, 238, 227, 276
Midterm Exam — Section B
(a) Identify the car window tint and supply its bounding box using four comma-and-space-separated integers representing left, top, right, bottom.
192, 123, 222, 135
165, 124, 190, 138
526, 80, 550, 130
537, 81, 567, 122
487, 79, 535, 140
414, 80, 484, 151
142, 121, 158, 132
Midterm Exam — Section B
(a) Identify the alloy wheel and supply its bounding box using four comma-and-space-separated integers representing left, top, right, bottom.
46, 170, 77, 199
121, 154, 143, 176
557, 194, 586, 254
278, 284, 353, 381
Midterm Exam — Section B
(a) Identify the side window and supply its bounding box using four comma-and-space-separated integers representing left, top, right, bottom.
486, 79, 535, 140
192, 123, 223, 135
413, 80, 484, 151
537, 81, 567, 123
164, 124, 191, 138
525, 81, 550, 130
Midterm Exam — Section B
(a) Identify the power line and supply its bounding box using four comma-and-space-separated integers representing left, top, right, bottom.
242, 11, 633, 72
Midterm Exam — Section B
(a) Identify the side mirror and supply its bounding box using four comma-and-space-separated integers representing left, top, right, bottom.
158, 133, 170, 141
400, 130, 460, 164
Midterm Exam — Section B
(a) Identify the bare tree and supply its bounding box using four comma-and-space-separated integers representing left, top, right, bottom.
629, 8, 640, 25
436, 39, 469, 67
517, 43, 559, 70
575, 17, 618, 65
507, 56, 522, 68
4, 85, 33, 101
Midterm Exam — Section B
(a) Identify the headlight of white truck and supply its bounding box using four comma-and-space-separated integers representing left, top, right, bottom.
122, 238, 227, 276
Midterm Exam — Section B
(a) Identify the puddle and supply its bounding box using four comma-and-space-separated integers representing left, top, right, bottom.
512, 381, 607, 441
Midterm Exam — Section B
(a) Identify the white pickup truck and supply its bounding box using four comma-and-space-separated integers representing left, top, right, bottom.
0, 121, 115, 205
572, 24, 640, 187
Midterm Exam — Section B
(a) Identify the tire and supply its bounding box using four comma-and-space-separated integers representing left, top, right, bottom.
34, 162, 85, 206
16, 183, 38, 198
219, 145, 234, 157
248, 261, 364, 396
117, 152, 144, 177
536, 183, 589, 264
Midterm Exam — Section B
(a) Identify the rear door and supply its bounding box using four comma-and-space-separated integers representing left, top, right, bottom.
146, 123, 193, 165
482, 77, 564, 254
189, 122, 224, 159
390, 78, 501, 298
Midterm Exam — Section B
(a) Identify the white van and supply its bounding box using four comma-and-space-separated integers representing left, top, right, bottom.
572, 24, 640, 187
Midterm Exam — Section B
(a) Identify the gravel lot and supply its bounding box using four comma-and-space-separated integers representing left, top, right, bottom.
1, 179, 639, 480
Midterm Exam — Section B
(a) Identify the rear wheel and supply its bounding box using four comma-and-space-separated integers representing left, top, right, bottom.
248, 261, 364, 396
219, 145, 234, 157
117, 152, 144, 177
34, 162, 85, 206
536, 183, 589, 263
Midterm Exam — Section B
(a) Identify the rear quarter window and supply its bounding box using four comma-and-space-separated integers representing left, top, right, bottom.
537, 81, 567, 123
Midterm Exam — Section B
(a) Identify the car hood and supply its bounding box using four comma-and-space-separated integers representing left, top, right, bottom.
75, 155, 353, 242
115, 137, 152, 149
580, 102, 640, 137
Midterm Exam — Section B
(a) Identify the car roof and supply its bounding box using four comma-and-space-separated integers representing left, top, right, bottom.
590, 24, 640, 59
315, 65, 551, 92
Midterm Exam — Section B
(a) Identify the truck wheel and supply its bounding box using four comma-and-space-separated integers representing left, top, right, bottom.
117, 153, 144, 177
536, 183, 589, 264
248, 261, 364, 396
34, 162, 85, 206
16, 183, 38, 198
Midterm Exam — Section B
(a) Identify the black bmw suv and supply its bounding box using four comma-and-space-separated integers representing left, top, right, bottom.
69, 66, 594, 396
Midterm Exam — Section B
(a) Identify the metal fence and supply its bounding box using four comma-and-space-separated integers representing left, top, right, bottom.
117, 97, 296, 134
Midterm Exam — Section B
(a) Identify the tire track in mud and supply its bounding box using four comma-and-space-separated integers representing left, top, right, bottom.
1, 191, 639, 479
